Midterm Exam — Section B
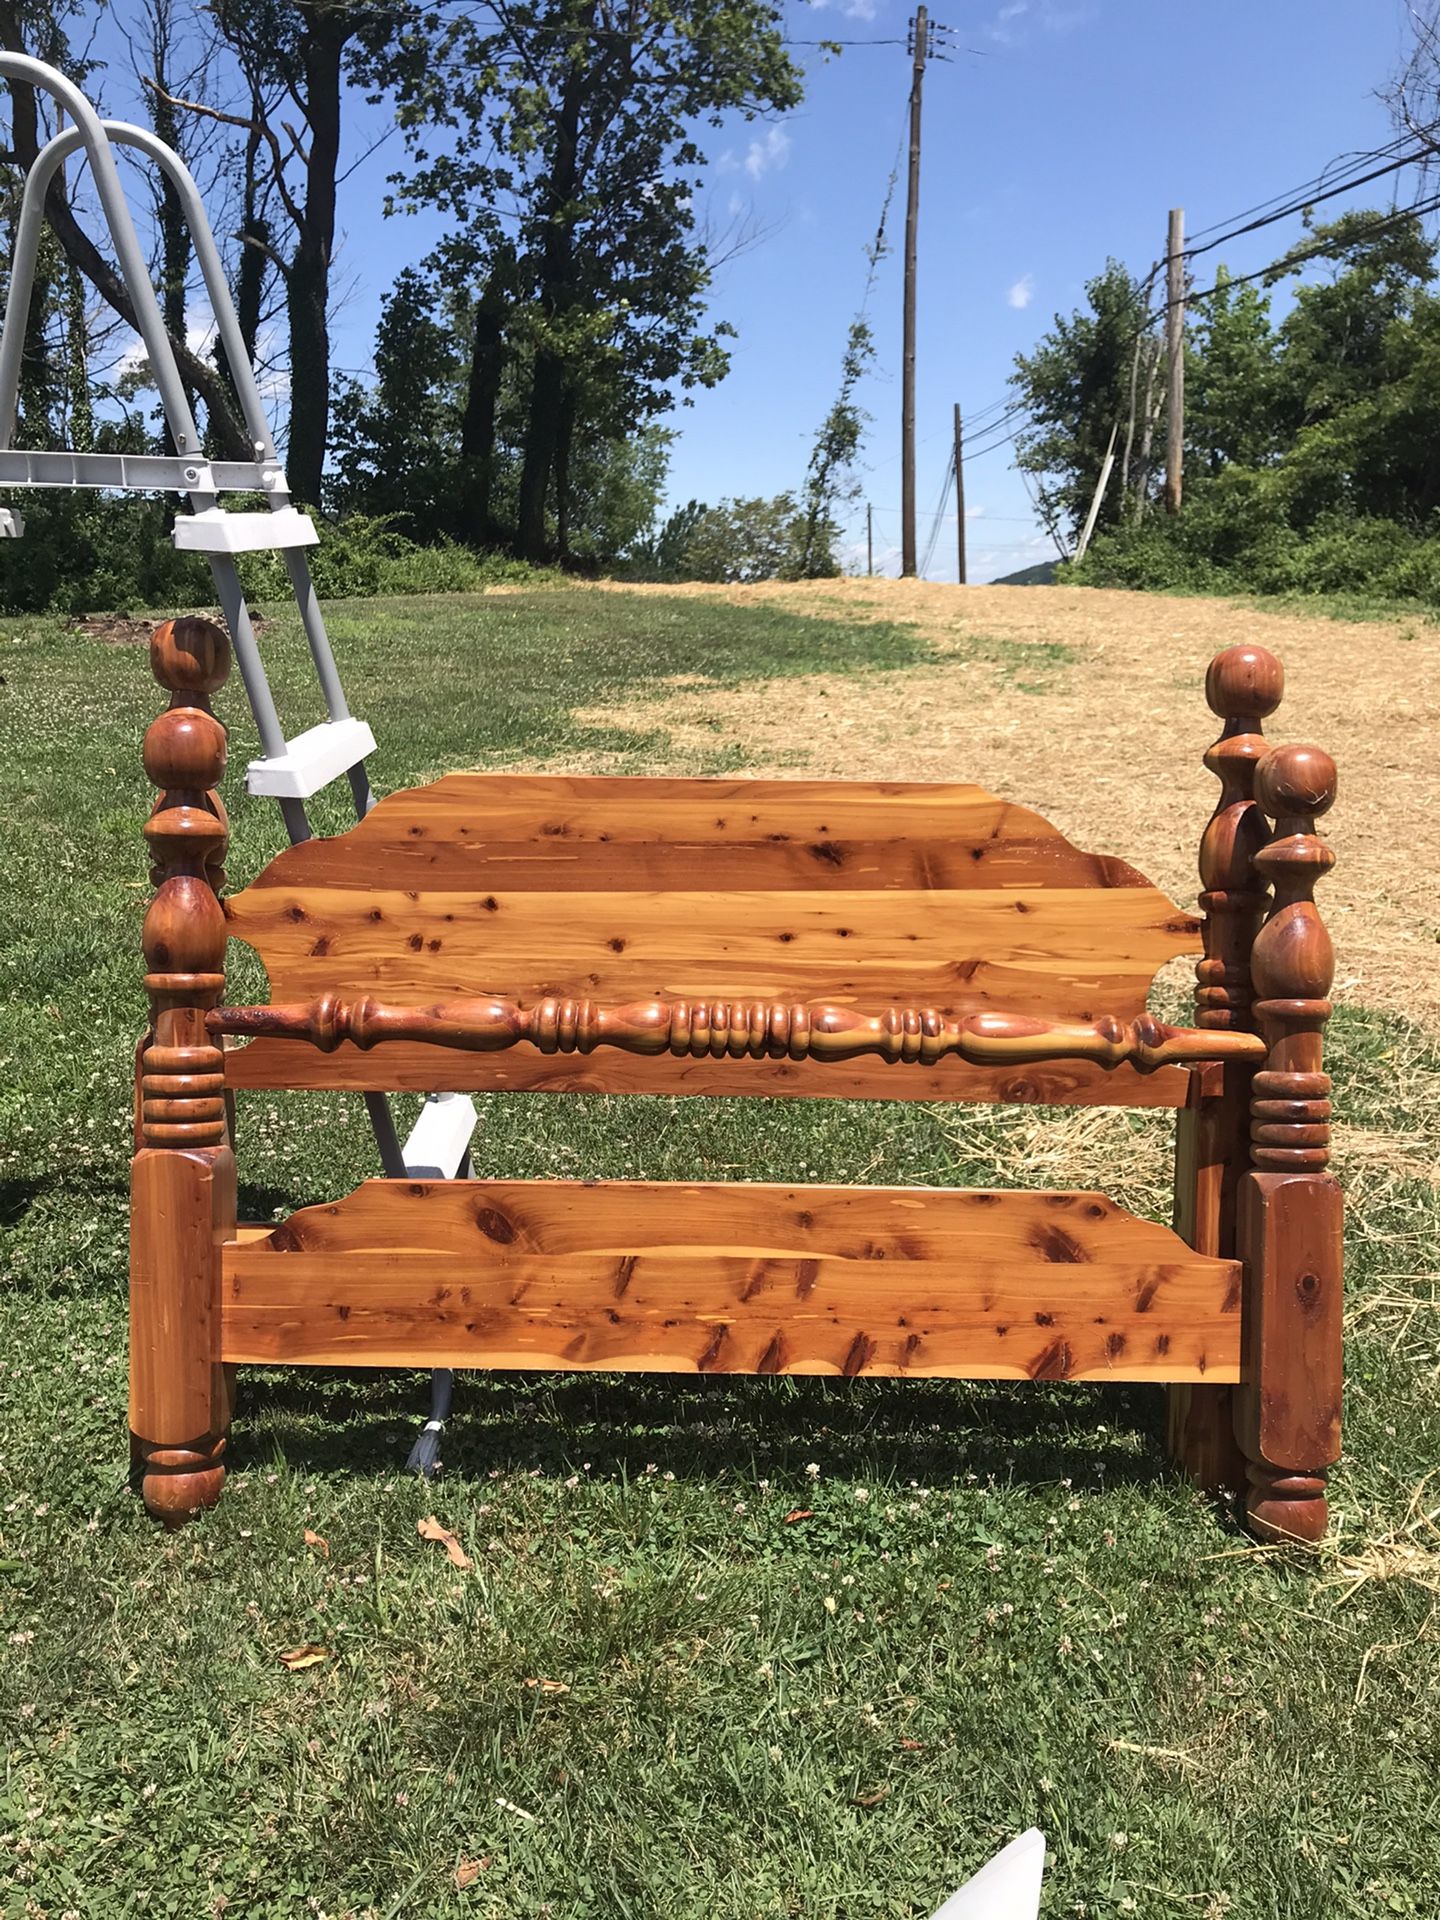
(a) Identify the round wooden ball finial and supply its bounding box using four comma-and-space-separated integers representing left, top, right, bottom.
150, 615, 230, 697
1255, 743, 1337, 821
1206, 644, 1284, 723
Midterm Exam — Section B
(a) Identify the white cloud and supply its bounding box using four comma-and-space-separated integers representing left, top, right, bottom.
988, 0, 1094, 44
1007, 274, 1035, 310
744, 126, 791, 181
116, 312, 217, 378
115, 309, 289, 410
844, 0, 879, 18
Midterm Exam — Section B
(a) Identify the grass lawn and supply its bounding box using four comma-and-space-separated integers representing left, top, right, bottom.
1, 585, 1438, 1919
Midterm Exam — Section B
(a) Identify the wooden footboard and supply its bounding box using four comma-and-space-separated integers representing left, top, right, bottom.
130, 621, 1339, 1540
221, 1180, 1242, 1382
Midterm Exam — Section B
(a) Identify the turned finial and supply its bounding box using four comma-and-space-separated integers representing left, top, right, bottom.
1195, 644, 1284, 1033
1249, 743, 1337, 1175
1205, 643, 1283, 725
139, 617, 232, 1151
151, 614, 231, 697
1255, 743, 1337, 827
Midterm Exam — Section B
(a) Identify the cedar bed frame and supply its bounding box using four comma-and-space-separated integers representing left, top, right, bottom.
131, 619, 1342, 1541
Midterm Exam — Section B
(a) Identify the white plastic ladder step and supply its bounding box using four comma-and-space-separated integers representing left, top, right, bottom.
403, 1093, 478, 1180
246, 716, 377, 800
173, 505, 319, 554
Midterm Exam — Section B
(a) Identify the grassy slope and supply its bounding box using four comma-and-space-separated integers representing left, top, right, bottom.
1, 588, 1437, 1920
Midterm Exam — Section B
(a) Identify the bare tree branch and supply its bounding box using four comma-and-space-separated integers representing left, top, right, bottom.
142, 76, 306, 236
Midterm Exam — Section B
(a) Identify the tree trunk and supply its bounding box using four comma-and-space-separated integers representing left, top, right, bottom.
518, 347, 565, 559
146, 2, 194, 425
458, 263, 510, 544
284, 6, 349, 505
516, 0, 596, 561
554, 382, 576, 559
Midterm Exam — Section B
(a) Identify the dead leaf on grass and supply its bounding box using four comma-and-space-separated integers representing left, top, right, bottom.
852, 1785, 891, 1808
418, 1514, 474, 1571
524, 1677, 571, 1694
303, 1529, 330, 1557
454, 1857, 490, 1889
277, 1644, 330, 1671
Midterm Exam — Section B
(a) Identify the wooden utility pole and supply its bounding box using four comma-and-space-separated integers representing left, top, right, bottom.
1165, 206, 1185, 515
867, 503, 874, 577
953, 403, 967, 584
900, 7, 929, 576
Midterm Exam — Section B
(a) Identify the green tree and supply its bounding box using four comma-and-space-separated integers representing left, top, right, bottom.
1009, 261, 1148, 543
195, 0, 417, 500
364, 0, 802, 561
328, 268, 464, 534
795, 317, 873, 578
681, 493, 804, 582
1186, 269, 1279, 474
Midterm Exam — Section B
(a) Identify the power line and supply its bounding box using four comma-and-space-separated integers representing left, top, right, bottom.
1154, 186, 1440, 319
1174, 142, 1438, 268
1186, 126, 1436, 242
918, 446, 954, 574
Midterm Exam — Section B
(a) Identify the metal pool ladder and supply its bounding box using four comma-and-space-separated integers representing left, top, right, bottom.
0, 51, 473, 1470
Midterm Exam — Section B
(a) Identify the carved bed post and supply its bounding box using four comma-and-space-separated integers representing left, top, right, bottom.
1169, 644, 1281, 1492
1235, 743, 1342, 1542
129, 616, 236, 1525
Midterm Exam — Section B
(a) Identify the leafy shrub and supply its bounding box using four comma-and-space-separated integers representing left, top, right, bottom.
678, 494, 815, 584
1072, 477, 1440, 610
0, 498, 554, 615
0, 495, 210, 614
619, 499, 709, 581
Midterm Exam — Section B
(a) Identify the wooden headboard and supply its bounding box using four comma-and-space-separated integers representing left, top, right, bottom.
222, 773, 1202, 1107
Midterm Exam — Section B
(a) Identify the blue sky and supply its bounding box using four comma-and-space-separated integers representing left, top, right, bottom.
665, 0, 1406, 580
89, 1, 1410, 579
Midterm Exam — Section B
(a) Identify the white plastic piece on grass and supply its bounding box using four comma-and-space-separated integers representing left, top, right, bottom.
403, 1092, 478, 1179
928, 1829, 1046, 1920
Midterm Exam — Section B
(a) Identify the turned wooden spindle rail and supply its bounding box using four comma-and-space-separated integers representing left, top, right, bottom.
208, 992, 1267, 1073
130, 617, 236, 1526
1237, 741, 1343, 1543
1169, 643, 1282, 1489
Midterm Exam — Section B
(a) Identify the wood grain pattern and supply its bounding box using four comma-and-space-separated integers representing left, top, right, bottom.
1235, 743, 1343, 1542
221, 774, 1199, 1106
1236, 1169, 1344, 1542
221, 1035, 1197, 1106
1167, 645, 1280, 1491
225, 883, 1196, 1011
221, 1178, 1241, 1380
131, 1144, 234, 1524
240, 774, 1165, 894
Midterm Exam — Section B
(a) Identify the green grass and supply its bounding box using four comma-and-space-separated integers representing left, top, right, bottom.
2, 587, 1439, 1918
